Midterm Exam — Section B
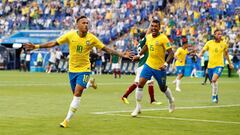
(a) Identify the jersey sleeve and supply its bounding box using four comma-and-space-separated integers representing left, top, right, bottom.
145, 34, 151, 47
175, 48, 181, 57
92, 34, 105, 49
139, 37, 146, 48
162, 34, 172, 50
223, 42, 228, 52
56, 31, 71, 45
203, 41, 210, 51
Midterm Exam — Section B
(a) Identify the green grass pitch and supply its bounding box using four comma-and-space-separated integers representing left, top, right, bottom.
0, 71, 240, 135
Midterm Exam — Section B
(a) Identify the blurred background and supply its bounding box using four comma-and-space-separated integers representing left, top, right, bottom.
0, 0, 239, 77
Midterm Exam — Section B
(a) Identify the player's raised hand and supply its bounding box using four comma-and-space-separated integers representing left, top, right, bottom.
122, 50, 133, 60
197, 53, 202, 58
229, 63, 234, 70
132, 55, 140, 62
159, 62, 168, 70
23, 42, 36, 51
159, 65, 167, 70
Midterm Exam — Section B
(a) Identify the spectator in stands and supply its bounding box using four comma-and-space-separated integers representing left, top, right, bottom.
1, 0, 239, 75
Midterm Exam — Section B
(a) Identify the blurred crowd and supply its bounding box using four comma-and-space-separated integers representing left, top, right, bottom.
0, 0, 240, 75
1, 0, 239, 48
0, 0, 158, 44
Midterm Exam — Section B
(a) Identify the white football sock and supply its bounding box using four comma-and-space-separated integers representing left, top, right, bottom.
165, 87, 174, 103
86, 81, 91, 88
211, 82, 218, 96
65, 96, 81, 122
136, 87, 143, 101
135, 87, 143, 108
173, 77, 177, 83
176, 79, 181, 89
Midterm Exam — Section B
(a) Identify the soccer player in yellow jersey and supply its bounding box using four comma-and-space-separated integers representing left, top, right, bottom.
131, 19, 175, 117
24, 16, 129, 127
173, 41, 195, 92
198, 29, 234, 103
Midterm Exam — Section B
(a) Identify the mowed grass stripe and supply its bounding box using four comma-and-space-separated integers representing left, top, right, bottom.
106, 114, 240, 125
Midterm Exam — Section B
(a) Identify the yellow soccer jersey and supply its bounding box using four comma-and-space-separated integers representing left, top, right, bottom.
145, 33, 171, 70
203, 40, 227, 68
175, 47, 188, 66
56, 30, 105, 72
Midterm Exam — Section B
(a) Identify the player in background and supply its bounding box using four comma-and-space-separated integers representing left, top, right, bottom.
198, 29, 234, 103
19, 49, 27, 72
24, 16, 130, 128
110, 45, 121, 78
122, 31, 162, 105
46, 48, 56, 73
201, 51, 211, 85
131, 18, 175, 117
172, 40, 196, 92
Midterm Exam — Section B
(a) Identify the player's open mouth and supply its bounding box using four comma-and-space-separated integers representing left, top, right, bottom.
152, 29, 157, 33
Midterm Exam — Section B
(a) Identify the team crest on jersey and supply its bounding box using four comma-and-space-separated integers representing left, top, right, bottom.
86, 40, 90, 45
156, 41, 159, 45
166, 42, 171, 47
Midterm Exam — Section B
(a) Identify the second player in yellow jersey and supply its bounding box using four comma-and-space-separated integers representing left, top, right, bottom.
199, 29, 233, 103
145, 33, 172, 70
175, 47, 188, 66
132, 19, 175, 117
173, 41, 195, 92
202, 40, 227, 68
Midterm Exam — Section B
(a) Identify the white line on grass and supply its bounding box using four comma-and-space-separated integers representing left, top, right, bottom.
106, 114, 240, 125
92, 104, 240, 125
92, 104, 240, 114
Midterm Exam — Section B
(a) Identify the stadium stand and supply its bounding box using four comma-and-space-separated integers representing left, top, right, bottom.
0, 0, 239, 76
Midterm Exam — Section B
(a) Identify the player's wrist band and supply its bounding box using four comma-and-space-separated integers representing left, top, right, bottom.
164, 62, 168, 67
35, 45, 40, 49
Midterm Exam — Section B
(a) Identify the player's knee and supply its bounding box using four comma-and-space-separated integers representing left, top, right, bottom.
74, 89, 84, 97
147, 81, 154, 86
138, 83, 144, 88
212, 79, 217, 83
160, 85, 167, 92
134, 82, 139, 86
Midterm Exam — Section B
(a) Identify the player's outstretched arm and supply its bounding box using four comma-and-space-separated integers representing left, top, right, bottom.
198, 49, 205, 58
166, 48, 174, 64
23, 41, 59, 51
102, 46, 132, 59
159, 48, 174, 70
132, 44, 148, 62
188, 48, 197, 55
224, 50, 234, 69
